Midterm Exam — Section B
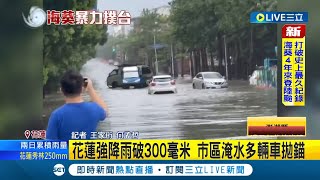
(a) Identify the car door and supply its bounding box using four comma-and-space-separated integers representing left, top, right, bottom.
141, 66, 153, 84
107, 69, 118, 86
197, 73, 204, 88
194, 73, 203, 89
193, 73, 199, 88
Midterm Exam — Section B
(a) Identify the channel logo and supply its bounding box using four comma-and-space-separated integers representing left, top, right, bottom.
250, 12, 308, 24
22, 6, 46, 28
53, 164, 65, 176
256, 13, 265, 22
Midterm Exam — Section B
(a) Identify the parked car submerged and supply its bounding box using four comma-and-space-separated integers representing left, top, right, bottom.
108, 59, 114, 65
249, 70, 258, 86
122, 66, 143, 89
113, 61, 119, 66
106, 64, 153, 88
192, 72, 228, 89
148, 75, 177, 94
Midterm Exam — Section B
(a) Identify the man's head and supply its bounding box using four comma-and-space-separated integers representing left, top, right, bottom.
60, 70, 84, 97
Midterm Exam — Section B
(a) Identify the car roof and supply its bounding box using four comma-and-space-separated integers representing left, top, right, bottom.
153, 75, 172, 78
200, 71, 220, 74
123, 66, 138, 71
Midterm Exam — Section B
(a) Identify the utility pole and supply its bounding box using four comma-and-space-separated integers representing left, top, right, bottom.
171, 43, 174, 77
153, 22, 159, 74
153, 34, 158, 74
189, 57, 192, 77
206, 48, 210, 71
192, 51, 196, 77
223, 35, 229, 80
199, 49, 203, 72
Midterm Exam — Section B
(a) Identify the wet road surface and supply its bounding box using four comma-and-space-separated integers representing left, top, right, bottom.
80, 59, 277, 139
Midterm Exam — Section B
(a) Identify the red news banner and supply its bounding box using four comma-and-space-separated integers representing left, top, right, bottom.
247, 117, 306, 136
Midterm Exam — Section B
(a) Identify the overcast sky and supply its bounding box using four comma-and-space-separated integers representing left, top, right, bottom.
97, 0, 171, 17
97, 0, 171, 32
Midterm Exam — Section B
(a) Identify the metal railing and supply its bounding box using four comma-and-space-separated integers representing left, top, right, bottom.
256, 66, 277, 88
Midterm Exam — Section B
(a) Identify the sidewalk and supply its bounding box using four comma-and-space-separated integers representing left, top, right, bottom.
175, 75, 193, 84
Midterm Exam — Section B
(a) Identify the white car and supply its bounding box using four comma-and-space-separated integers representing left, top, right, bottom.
249, 70, 258, 85
148, 75, 177, 94
192, 72, 228, 89
108, 59, 114, 64
113, 61, 119, 66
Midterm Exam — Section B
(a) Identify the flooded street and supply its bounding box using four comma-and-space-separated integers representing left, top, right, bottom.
74, 59, 277, 139
43, 59, 277, 139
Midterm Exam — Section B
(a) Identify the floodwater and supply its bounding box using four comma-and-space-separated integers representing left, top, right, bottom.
75, 59, 277, 139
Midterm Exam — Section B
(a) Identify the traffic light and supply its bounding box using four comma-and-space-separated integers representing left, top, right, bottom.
112, 47, 116, 59
112, 47, 117, 59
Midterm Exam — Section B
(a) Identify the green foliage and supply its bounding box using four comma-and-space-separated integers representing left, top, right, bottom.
43, 67, 49, 85
103, 0, 277, 78
104, 8, 174, 67
43, 0, 108, 88
170, 0, 277, 77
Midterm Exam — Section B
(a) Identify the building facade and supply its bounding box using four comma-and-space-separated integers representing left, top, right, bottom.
153, 5, 170, 16
129, 5, 170, 34
112, 25, 131, 37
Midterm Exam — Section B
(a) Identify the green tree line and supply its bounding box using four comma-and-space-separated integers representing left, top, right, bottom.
105, 0, 277, 79
43, 0, 108, 94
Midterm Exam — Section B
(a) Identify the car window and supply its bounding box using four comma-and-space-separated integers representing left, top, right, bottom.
203, 73, 222, 79
110, 70, 118, 75
142, 67, 151, 74
196, 74, 202, 78
154, 77, 172, 82
124, 71, 139, 78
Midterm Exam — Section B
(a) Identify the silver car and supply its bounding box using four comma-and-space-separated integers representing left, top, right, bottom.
192, 72, 228, 89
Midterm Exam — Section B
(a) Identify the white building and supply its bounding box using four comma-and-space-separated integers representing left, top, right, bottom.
153, 5, 170, 16
128, 5, 170, 33
112, 25, 131, 37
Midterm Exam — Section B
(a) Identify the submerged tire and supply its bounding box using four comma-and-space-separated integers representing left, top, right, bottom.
111, 82, 117, 88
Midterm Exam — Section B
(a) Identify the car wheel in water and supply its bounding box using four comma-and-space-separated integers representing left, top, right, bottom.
192, 84, 196, 89
111, 82, 117, 88
202, 83, 205, 89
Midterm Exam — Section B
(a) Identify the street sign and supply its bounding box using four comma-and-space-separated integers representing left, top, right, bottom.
149, 44, 168, 49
